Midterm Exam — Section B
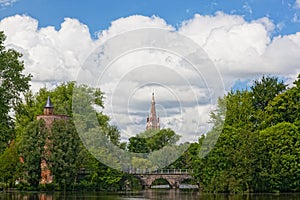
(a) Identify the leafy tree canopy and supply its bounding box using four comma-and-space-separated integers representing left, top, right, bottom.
0, 31, 31, 153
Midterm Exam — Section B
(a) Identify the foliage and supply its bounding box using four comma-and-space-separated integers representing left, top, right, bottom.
254, 122, 300, 192
251, 76, 286, 110
0, 141, 19, 187
1, 70, 300, 193
18, 120, 47, 189
11, 82, 125, 191
0, 31, 32, 153
128, 128, 180, 153
49, 119, 80, 190
191, 74, 300, 193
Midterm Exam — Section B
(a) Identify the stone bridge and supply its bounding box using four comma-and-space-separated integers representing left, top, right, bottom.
128, 169, 195, 189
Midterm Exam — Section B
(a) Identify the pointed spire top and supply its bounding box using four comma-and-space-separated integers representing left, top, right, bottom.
44, 96, 54, 108
152, 92, 155, 102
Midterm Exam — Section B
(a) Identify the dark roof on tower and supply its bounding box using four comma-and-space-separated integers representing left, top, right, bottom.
44, 96, 54, 108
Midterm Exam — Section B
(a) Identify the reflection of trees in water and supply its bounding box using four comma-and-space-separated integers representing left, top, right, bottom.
2, 192, 300, 200
143, 189, 200, 200
0, 193, 52, 200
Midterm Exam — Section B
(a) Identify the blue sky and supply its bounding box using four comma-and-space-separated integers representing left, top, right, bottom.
1, 0, 300, 38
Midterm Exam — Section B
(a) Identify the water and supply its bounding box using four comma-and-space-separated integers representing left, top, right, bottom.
1, 190, 300, 200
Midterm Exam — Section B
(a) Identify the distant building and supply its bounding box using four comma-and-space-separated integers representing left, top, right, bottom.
146, 92, 160, 130
36, 96, 68, 184
37, 96, 68, 128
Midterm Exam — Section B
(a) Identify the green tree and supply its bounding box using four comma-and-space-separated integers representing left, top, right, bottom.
223, 90, 254, 130
265, 75, 300, 126
147, 128, 180, 151
254, 122, 300, 192
0, 31, 31, 152
49, 119, 80, 190
15, 82, 75, 133
0, 141, 19, 187
19, 120, 47, 189
128, 137, 148, 153
251, 75, 286, 111
15, 82, 124, 190
170, 142, 199, 170
193, 125, 255, 193
191, 75, 300, 193
128, 128, 180, 154
149, 144, 186, 169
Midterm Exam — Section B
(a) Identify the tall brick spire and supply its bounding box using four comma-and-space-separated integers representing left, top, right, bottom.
146, 92, 160, 130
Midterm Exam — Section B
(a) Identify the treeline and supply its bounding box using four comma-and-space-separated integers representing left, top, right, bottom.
178, 75, 300, 193
1, 29, 300, 192
0, 83, 128, 191
0, 31, 132, 191
0, 81, 182, 191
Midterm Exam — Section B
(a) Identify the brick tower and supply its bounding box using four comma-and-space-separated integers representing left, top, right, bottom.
37, 96, 68, 128
146, 92, 160, 130
36, 96, 68, 184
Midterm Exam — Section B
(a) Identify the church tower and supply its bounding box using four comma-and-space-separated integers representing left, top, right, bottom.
43, 96, 54, 115
146, 92, 160, 130
37, 96, 68, 128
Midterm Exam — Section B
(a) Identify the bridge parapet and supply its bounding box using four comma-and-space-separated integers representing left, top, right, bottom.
127, 168, 193, 175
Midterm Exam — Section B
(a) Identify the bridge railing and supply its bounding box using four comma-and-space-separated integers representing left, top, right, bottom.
126, 168, 193, 175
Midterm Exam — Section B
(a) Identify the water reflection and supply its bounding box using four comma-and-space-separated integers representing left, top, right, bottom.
1, 190, 300, 200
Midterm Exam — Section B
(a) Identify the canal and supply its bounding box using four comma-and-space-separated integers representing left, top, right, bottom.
1, 190, 300, 200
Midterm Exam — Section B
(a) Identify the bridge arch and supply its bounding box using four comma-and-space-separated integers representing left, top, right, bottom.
134, 174, 193, 189
129, 169, 196, 189
150, 178, 172, 188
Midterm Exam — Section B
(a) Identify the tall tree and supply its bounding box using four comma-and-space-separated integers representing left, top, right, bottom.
0, 141, 19, 187
251, 75, 286, 111
19, 120, 47, 188
15, 82, 125, 190
254, 122, 300, 192
223, 90, 254, 129
49, 119, 80, 190
128, 128, 180, 154
0, 31, 31, 152
265, 75, 300, 126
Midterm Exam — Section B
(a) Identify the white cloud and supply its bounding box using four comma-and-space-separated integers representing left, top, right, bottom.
1, 13, 300, 143
292, 13, 300, 22
295, 0, 300, 8
96, 15, 174, 42
0, 0, 17, 7
179, 12, 300, 87
0, 15, 95, 91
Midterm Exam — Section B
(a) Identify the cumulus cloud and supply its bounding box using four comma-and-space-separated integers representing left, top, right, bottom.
0, 15, 95, 91
96, 15, 174, 42
0, 0, 17, 7
1, 13, 300, 143
76, 27, 221, 142
179, 12, 300, 87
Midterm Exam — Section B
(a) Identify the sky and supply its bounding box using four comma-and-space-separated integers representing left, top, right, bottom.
0, 0, 300, 142
1, 0, 300, 36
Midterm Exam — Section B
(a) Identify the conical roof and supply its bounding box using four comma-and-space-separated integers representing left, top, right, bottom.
44, 96, 54, 108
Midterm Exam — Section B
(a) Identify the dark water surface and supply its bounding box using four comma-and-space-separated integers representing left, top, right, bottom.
1, 190, 300, 200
